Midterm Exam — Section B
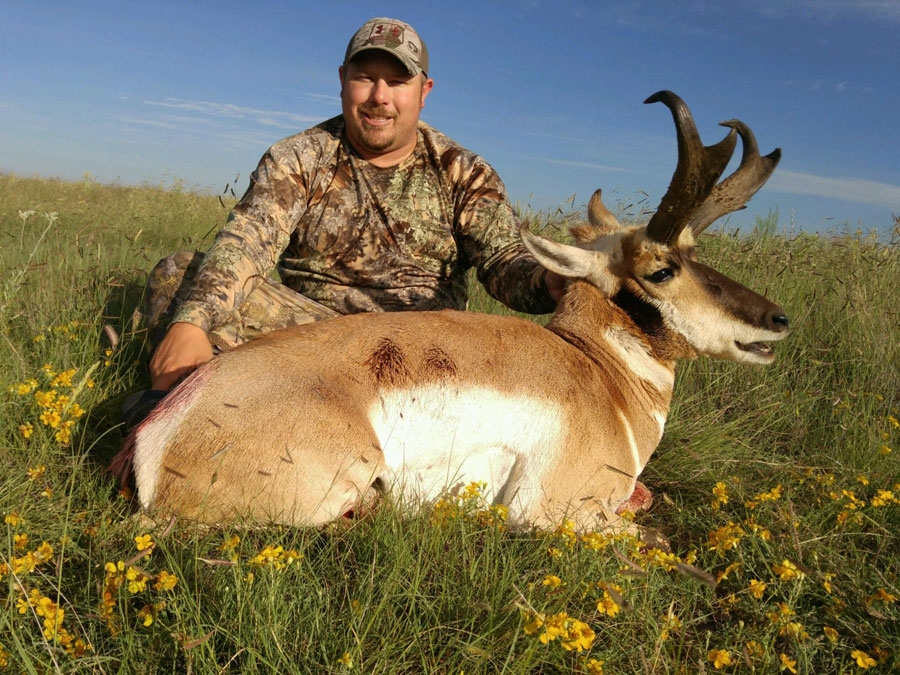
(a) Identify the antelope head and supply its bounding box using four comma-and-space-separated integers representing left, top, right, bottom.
523, 90, 789, 365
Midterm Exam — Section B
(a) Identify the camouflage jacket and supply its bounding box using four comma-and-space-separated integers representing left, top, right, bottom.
172, 116, 555, 333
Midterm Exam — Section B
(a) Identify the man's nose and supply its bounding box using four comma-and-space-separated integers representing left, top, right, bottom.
370, 78, 391, 104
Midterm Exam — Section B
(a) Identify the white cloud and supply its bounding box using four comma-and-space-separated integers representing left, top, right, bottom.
743, 0, 900, 24
767, 170, 900, 208
142, 98, 321, 128
531, 156, 635, 173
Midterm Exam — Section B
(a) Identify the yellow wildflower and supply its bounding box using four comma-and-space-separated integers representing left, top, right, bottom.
14, 533, 29, 550
659, 611, 682, 641
870, 489, 895, 507
580, 531, 612, 551
461, 481, 486, 501
337, 652, 353, 668
595, 589, 621, 617
32, 542, 53, 564
823, 626, 838, 644
475, 503, 508, 528
19, 422, 34, 439
747, 484, 783, 509
582, 657, 604, 674
645, 547, 680, 571
34, 389, 58, 408
5, 512, 23, 527
522, 612, 544, 636
552, 519, 577, 549
865, 588, 897, 605
745, 641, 765, 660
779, 652, 797, 673
12, 552, 38, 574
538, 613, 566, 644
560, 617, 595, 652
27, 465, 46, 480
712, 481, 729, 509
54, 421, 74, 445
716, 561, 742, 583
780, 621, 809, 641
137, 604, 155, 627
12, 378, 39, 395
851, 649, 877, 668
154, 570, 178, 592
767, 602, 795, 626
40, 409, 62, 429
126, 566, 149, 594
51, 369, 77, 388
542, 575, 564, 588
742, 516, 772, 541
522, 611, 595, 652
707, 521, 744, 553
134, 534, 154, 552
772, 559, 805, 581
707, 648, 733, 669
218, 535, 241, 560
748, 579, 767, 600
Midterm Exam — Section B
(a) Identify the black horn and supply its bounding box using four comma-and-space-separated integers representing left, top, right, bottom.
644, 91, 737, 245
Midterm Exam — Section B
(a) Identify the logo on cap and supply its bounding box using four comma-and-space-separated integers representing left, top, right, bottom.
344, 18, 429, 76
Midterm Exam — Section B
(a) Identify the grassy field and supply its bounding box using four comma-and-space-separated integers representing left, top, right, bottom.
1, 172, 898, 673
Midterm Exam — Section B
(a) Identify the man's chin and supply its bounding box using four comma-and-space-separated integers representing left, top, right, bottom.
357, 133, 394, 154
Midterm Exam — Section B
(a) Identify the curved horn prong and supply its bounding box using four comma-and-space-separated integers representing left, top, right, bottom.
644, 90, 737, 245
687, 119, 782, 234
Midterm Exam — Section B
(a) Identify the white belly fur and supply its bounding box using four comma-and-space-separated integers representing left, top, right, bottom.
368, 385, 565, 521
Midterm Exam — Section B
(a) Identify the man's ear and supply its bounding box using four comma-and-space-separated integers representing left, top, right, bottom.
420, 77, 434, 109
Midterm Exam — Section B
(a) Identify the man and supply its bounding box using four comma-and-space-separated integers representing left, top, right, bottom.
139, 17, 564, 401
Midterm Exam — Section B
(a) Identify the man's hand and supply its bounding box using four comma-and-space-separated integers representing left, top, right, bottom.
149, 322, 214, 391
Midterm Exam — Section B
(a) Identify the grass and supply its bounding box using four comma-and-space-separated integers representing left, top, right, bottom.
1, 171, 898, 673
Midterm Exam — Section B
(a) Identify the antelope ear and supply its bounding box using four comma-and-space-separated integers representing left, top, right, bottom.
520, 226, 595, 279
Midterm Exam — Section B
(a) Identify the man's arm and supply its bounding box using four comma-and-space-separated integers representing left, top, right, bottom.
452, 159, 560, 314
151, 148, 302, 390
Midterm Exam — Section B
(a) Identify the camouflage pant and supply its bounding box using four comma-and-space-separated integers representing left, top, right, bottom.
137, 250, 339, 351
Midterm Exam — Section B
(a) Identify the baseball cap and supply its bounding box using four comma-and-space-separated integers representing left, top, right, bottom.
343, 18, 429, 76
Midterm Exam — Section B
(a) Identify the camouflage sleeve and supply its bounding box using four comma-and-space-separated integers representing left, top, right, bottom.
453, 158, 556, 315
171, 148, 300, 332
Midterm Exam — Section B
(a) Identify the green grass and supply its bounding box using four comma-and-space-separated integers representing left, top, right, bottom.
1, 172, 898, 673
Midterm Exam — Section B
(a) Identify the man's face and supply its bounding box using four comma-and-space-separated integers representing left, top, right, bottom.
340, 51, 433, 166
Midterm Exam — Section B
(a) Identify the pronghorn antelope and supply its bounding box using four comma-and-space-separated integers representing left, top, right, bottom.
111, 91, 789, 535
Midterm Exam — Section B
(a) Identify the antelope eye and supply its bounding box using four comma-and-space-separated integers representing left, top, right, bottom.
646, 268, 674, 283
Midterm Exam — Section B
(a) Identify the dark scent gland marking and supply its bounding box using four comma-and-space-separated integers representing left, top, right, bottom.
422, 346, 458, 378
364, 338, 409, 385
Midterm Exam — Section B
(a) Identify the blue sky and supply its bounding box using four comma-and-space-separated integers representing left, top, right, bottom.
2, 0, 898, 236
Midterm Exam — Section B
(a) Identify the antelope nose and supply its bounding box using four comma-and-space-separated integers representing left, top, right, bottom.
769, 311, 790, 332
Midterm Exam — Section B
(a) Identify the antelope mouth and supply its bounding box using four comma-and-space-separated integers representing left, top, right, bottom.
736, 340, 775, 359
